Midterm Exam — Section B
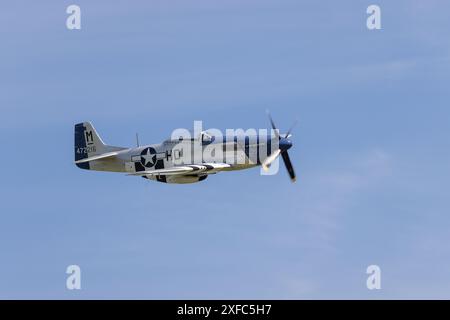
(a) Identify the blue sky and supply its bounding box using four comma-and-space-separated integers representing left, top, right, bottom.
1, 0, 450, 299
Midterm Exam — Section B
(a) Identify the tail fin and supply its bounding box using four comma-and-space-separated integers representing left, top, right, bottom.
74, 122, 125, 170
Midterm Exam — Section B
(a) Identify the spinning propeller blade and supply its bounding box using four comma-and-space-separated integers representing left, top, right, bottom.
265, 111, 297, 182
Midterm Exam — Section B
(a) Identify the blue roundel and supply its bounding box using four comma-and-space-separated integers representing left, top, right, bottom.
140, 147, 157, 168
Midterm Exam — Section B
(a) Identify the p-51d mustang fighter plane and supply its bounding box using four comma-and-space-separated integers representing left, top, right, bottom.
74, 115, 296, 184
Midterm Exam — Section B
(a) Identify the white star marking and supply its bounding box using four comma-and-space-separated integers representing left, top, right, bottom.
141, 148, 155, 166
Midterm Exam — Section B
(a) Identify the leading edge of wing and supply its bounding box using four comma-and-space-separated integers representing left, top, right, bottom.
128, 163, 231, 177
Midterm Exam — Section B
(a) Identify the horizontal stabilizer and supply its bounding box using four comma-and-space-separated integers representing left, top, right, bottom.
74, 151, 122, 164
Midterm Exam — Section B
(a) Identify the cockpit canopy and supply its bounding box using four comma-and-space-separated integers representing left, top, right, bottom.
163, 131, 214, 143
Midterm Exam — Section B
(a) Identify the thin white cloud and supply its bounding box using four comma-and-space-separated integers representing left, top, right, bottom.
295, 148, 392, 252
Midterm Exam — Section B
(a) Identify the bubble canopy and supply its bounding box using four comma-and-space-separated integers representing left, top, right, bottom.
163, 130, 213, 143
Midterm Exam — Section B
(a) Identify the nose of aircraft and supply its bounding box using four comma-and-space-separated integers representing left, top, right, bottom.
279, 138, 292, 152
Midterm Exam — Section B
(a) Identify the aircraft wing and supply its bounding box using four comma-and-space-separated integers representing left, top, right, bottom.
128, 163, 231, 176
74, 151, 122, 164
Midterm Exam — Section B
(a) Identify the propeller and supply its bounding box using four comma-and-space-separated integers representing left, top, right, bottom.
263, 111, 297, 182
262, 149, 281, 171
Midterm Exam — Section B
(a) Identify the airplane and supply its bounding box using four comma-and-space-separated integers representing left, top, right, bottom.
74, 114, 296, 184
